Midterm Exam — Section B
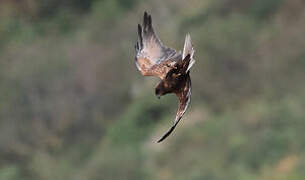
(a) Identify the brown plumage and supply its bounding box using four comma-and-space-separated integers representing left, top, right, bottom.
135, 12, 195, 142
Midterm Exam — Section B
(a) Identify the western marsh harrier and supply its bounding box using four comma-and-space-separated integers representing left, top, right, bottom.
135, 12, 195, 142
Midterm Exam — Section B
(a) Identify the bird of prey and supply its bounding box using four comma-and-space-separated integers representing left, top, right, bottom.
135, 12, 195, 142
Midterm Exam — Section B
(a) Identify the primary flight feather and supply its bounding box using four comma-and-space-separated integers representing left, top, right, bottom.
135, 12, 195, 142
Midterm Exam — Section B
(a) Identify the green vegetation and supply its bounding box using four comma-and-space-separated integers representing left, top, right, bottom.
1, 0, 305, 179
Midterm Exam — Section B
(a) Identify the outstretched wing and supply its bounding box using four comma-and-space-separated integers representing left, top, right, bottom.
157, 72, 192, 143
135, 12, 179, 79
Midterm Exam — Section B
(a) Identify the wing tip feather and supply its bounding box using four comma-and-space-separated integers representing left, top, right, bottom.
143, 11, 154, 34
183, 33, 195, 72
156, 123, 178, 143
137, 24, 143, 49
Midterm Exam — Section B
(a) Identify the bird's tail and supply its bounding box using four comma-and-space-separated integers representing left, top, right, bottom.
182, 34, 195, 72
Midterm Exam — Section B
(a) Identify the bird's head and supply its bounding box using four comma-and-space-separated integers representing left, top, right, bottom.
155, 81, 169, 99
155, 70, 183, 99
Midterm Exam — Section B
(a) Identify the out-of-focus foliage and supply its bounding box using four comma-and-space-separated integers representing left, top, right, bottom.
1, 0, 305, 179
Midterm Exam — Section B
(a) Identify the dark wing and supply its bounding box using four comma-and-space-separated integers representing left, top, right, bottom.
135, 12, 179, 79
157, 72, 192, 143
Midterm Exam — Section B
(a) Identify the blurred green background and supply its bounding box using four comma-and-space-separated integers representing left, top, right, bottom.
1, 0, 305, 179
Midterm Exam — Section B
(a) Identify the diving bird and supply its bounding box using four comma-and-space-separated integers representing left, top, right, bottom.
135, 12, 195, 142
